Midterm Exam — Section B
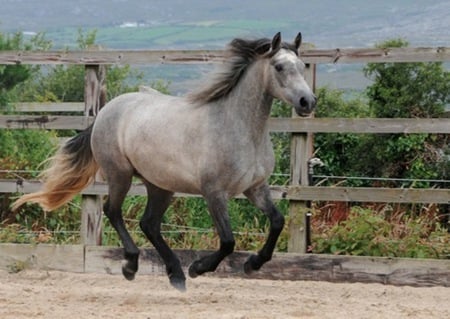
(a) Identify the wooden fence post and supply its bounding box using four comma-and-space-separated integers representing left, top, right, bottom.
80, 64, 106, 245
287, 63, 316, 253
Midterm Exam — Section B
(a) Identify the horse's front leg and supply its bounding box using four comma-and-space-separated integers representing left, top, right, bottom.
243, 183, 285, 273
188, 192, 235, 278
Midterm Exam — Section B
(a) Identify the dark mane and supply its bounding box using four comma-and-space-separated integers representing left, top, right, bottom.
188, 37, 295, 104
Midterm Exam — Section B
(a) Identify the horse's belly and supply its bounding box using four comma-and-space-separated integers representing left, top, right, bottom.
132, 158, 202, 194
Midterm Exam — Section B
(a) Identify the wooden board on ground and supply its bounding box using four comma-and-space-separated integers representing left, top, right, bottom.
1, 244, 448, 287
85, 246, 450, 287
0, 243, 84, 273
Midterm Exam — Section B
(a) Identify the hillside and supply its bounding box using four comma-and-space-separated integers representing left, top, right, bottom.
2, 0, 449, 49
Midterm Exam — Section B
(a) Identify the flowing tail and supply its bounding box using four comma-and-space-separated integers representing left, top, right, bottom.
12, 125, 99, 212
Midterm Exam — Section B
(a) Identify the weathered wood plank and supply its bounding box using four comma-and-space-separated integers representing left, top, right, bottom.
301, 46, 450, 64
288, 186, 450, 204
2, 179, 448, 204
79, 65, 107, 245
13, 102, 85, 113
80, 196, 103, 245
0, 179, 251, 199
268, 117, 450, 134
1, 47, 449, 65
0, 50, 225, 65
84, 246, 450, 287
2, 115, 449, 133
0, 243, 84, 273
0, 115, 94, 130
0, 244, 448, 287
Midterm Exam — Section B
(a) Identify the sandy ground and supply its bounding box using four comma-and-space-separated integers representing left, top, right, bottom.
0, 269, 448, 319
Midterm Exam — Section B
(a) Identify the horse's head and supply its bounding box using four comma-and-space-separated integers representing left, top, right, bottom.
265, 32, 316, 117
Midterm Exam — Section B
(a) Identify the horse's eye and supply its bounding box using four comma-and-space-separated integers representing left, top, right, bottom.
274, 64, 283, 72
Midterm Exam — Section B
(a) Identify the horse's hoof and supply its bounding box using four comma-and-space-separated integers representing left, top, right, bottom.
122, 261, 137, 281
170, 276, 187, 292
244, 254, 262, 275
122, 267, 136, 281
188, 261, 200, 278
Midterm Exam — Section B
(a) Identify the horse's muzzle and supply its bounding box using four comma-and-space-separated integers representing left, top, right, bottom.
295, 95, 316, 117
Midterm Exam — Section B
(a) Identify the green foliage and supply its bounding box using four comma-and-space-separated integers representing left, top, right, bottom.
0, 129, 57, 177
314, 39, 450, 185
307, 40, 449, 259
360, 39, 449, 182
0, 32, 31, 91
313, 88, 369, 182
313, 206, 449, 258
0, 31, 50, 107
364, 39, 449, 118
0, 223, 37, 244
315, 87, 370, 118
12, 30, 144, 103
269, 100, 293, 185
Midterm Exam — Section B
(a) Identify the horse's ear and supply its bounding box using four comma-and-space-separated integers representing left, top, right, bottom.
271, 32, 282, 52
294, 32, 302, 50
257, 32, 281, 56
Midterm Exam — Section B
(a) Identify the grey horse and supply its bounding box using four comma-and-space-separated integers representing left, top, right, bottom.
13, 32, 316, 291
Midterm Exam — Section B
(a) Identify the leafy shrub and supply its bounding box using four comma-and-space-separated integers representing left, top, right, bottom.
313, 206, 449, 259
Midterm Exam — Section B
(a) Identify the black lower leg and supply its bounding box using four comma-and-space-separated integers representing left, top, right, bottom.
188, 193, 235, 278
188, 239, 234, 277
142, 226, 186, 290
104, 199, 140, 280
245, 206, 284, 273
244, 185, 285, 274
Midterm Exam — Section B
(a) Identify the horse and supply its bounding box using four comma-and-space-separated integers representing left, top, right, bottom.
12, 32, 316, 291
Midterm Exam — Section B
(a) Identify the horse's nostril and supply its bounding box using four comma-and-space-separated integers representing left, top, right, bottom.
300, 97, 308, 108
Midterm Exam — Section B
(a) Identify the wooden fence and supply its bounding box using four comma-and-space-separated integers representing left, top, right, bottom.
1, 47, 449, 253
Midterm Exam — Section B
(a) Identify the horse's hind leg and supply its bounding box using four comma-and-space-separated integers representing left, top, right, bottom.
103, 171, 140, 280
139, 182, 186, 291
243, 183, 285, 273
188, 192, 235, 278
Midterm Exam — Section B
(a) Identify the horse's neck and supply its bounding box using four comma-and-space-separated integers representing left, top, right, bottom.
222, 61, 273, 135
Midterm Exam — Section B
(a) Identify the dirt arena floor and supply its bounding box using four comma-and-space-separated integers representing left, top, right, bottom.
0, 269, 448, 319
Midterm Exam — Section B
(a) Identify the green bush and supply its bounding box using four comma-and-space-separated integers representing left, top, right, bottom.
313, 206, 449, 259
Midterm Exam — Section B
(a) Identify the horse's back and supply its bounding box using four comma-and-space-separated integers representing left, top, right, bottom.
93, 91, 182, 138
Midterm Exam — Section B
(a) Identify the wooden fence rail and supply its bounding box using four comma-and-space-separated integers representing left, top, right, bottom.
1, 46, 449, 253
1, 46, 449, 65
1, 179, 448, 204
2, 112, 450, 133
